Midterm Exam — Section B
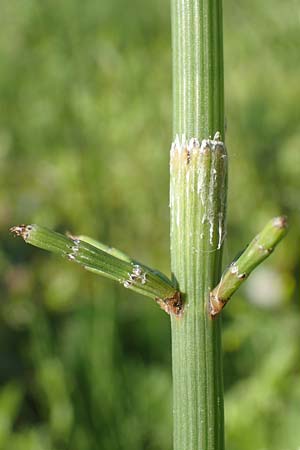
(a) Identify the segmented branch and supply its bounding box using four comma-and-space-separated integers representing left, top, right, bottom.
10, 224, 182, 316
209, 216, 288, 317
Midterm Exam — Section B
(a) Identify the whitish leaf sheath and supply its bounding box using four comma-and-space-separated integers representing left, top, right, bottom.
10, 225, 182, 315
170, 133, 227, 274
210, 216, 288, 316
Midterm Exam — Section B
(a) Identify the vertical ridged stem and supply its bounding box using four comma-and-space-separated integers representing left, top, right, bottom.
170, 1, 226, 450
171, 0, 224, 138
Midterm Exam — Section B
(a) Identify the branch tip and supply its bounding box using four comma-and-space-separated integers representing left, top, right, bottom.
10, 224, 33, 241
273, 215, 288, 230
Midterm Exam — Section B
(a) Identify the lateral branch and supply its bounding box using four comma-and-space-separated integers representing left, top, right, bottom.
10, 224, 183, 316
209, 216, 288, 317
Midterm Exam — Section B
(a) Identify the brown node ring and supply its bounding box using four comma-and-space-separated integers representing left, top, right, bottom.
155, 291, 183, 317
209, 292, 227, 319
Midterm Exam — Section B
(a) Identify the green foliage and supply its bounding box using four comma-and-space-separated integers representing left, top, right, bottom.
1, 0, 299, 449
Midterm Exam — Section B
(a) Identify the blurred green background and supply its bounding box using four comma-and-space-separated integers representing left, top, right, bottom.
0, 0, 299, 449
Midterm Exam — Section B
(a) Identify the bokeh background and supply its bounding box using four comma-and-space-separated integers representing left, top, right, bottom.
1, 0, 299, 449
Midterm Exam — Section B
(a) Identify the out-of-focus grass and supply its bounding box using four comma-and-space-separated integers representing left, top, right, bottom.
0, 0, 299, 449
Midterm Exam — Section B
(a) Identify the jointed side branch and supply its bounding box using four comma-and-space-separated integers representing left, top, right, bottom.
10, 224, 182, 316
209, 216, 288, 317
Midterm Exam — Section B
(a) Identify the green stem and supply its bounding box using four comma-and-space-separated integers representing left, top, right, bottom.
210, 216, 288, 316
170, 1, 225, 449
171, 0, 224, 138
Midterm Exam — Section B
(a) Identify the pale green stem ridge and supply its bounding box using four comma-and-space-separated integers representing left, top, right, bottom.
10, 224, 182, 314
210, 216, 288, 316
75, 234, 133, 263
76, 234, 174, 287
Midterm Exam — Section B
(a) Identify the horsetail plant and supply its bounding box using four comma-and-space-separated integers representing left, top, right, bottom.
10, 0, 288, 449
